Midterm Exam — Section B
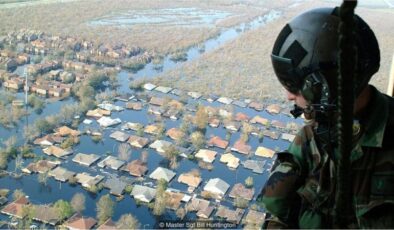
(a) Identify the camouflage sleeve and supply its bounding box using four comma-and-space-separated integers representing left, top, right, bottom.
257, 127, 311, 228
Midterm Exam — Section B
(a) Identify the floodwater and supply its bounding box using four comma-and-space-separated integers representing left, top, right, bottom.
0, 9, 297, 228
120, 10, 282, 91
90, 8, 232, 28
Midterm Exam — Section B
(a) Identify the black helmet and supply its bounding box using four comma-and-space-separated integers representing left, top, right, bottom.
271, 7, 380, 105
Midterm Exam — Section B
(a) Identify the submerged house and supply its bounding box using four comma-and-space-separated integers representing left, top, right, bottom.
243, 210, 266, 229
155, 86, 172, 94
72, 153, 101, 167
128, 135, 150, 149
242, 160, 265, 174
217, 97, 233, 105
187, 197, 215, 219
220, 153, 240, 169
33, 204, 62, 226
86, 108, 111, 118
123, 160, 148, 177
49, 167, 75, 182
97, 117, 121, 127
103, 176, 127, 196
0, 196, 29, 219
55, 126, 80, 137
231, 140, 252, 155
97, 156, 125, 170
215, 205, 245, 224
178, 172, 202, 189
109, 131, 130, 142
131, 185, 156, 203
266, 104, 281, 114
207, 136, 228, 149
125, 102, 143, 110
229, 183, 255, 201
195, 149, 217, 163
143, 83, 156, 91
166, 128, 184, 141
149, 140, 172, 154
281, 133, 296, 142
22, 160, 58, 174
248, 101, 264, 111
203, 178, 230, 197
255, 146, 275, 158
43, 146, 73, 158
33, 134, 63, 146
250, 115, 270, 126
149, 167, 176, 182
75, 172, 104, 188
165, 190, 185, 210
64, 213, 97, 230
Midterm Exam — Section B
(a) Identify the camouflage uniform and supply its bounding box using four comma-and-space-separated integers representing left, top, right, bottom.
257, 86, 394, 228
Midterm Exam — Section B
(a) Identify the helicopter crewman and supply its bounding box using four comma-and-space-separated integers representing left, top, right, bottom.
257, 7, 394, 229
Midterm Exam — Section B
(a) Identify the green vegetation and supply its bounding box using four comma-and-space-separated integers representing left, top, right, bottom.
27, 94, 45, 112
54, 199, 74, 220
234, 196, 249, 208
124, 184, 133, 194
195, 106, 208, 130
190, 131, 205, 150
96, 194, 115, 225
116, 213, 141, 229
60, 136, 79, 149
0, 188, 9, 197
152, 179, 168, 216
91, 135, 102, 143
122, 60, 145, 72
169, 51, 187, 62
12, 189, 26, 200
118, 143, 132, 162
163, 144, 180, 169
245, 176, 254, 188
38, 171, 49, 186
71, 193, 86, 213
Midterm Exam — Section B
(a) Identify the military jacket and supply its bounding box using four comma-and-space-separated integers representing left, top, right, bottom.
258, 86, 394, 228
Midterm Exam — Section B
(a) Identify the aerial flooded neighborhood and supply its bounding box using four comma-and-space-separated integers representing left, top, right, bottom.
0, 0, 393, 229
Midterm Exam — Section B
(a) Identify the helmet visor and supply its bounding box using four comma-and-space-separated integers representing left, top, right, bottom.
271, 54, 305, 94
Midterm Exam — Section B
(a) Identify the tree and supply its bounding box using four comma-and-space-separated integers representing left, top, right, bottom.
34, 118, 52, 135
54, 200, 74, 220
195, 106, 208, 130
116, 213, 141, 229
71, 193, 86, 213
234, 196, 249, 208
12, 189, 25, 201
96, 194, 114, 225
4, 135, 16, 152
140, 150, 149, 163
20, 204, 36, 229
190, 131, 205, 150
118, 143, 132, 162
38, 171, 49, 186
163, 145, 180, 169
0, 151, 7, 169
136, 124, 144, 137
153, 179, 168, 216
245, 176, 254, 188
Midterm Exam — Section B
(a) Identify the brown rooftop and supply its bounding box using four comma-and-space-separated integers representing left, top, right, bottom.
207, 136, 229, 149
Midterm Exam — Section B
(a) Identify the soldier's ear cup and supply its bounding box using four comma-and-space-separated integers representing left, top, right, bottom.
301, 72, 330, 106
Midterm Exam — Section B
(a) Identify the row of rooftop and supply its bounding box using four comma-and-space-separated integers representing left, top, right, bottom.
0, 195, 266, 229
